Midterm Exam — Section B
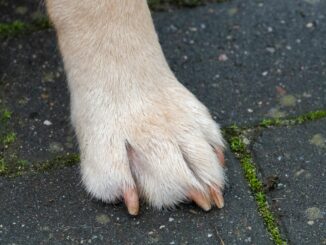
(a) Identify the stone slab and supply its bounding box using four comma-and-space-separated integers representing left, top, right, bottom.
154, 0, 326, 125
0, 152, 272, 244
0, 30, 75, 164
252, 118, 326, 244
1, 0, 326, 165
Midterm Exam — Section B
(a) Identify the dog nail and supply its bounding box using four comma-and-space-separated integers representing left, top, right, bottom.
124, 187, 139, 216
210, 186, 224, 209
215, 147, 225, 167
189, 190, 211, 211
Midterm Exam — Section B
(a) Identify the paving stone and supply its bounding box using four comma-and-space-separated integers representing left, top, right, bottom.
1, 0, 326, 165
0, 152, 272, 244
0, 30, 75, 163
1, 0, 324, 243
154, 0, 326, 125
252, 118, 326, 244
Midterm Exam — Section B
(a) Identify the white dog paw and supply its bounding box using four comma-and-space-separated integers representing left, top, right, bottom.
75, 83, 226, 215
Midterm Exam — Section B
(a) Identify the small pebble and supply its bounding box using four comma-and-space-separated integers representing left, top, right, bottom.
43, 120, 52, 126
307, 220, 314, 225
244, 237, 252, 243
306, 22, 313, 28
266, 47, 276, 53
218, 54, 228, 61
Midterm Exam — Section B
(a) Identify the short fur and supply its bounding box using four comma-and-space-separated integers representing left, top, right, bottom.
46, 0, 225, 209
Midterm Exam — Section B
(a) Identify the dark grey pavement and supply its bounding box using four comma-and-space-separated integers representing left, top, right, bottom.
0, 153, 272, 244
0, 30, 75, 163
155, 0, 326, 126
252, 119, 326, 244
1, 0, 326, 244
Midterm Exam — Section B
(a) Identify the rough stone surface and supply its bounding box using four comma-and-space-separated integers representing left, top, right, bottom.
0, 152, 272, 245
1, 0, 326, 243
0, 30, 75, 163
1, 0, 326, 165
252, 118, 326, 244
154, 0, 326, 125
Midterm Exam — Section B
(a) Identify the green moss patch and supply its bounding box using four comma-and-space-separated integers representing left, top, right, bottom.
0, 107, 25, 176
222, 109, 326, 244
2, 132, 16, 145
259, 110, 326, 128
0, 19, 51, 38
0, 20, 27, 37
0, 153, 80, 177
224, 110, 326, 244
225, 125, 287, 245
1, 109, 12, 122
0, 104, 80, 177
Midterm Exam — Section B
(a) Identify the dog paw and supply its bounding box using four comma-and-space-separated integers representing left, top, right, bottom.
74, 82, 226, 215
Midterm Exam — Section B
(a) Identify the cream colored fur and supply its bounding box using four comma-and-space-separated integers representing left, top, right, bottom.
46, 0, 225, 209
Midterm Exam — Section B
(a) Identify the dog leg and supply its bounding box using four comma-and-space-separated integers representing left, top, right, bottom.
46, 0, 226, 215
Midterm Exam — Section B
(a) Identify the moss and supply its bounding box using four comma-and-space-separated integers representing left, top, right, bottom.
1, 109, 12, 122
225, 126, 287, 245
0, 154, 29, 177
0, 157, 6, 174
34, 153, 80, 173
0, 106, 24, 176
0, 153, 80, 177
31, 17, 51, 30
0, 20, 27, 37
0, 19, 51, 38
2, 132, 16, 145
259, 110, 326, 128
224, 109, 326, 244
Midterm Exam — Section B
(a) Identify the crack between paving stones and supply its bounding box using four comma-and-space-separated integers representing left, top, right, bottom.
224, 126, 288, 245
222, 109, 326, 244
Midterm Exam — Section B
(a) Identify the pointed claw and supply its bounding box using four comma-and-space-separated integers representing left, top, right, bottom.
215, 147, 225, 167
124, 187, 139, 216
210, 186, 224, 209
189, 190, 211, 211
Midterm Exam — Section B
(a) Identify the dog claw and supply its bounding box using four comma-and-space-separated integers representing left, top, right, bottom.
215, 147, 225, 167
124, 188, 139, 216
210, 186, 224, 209
189, 190, 211, 211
